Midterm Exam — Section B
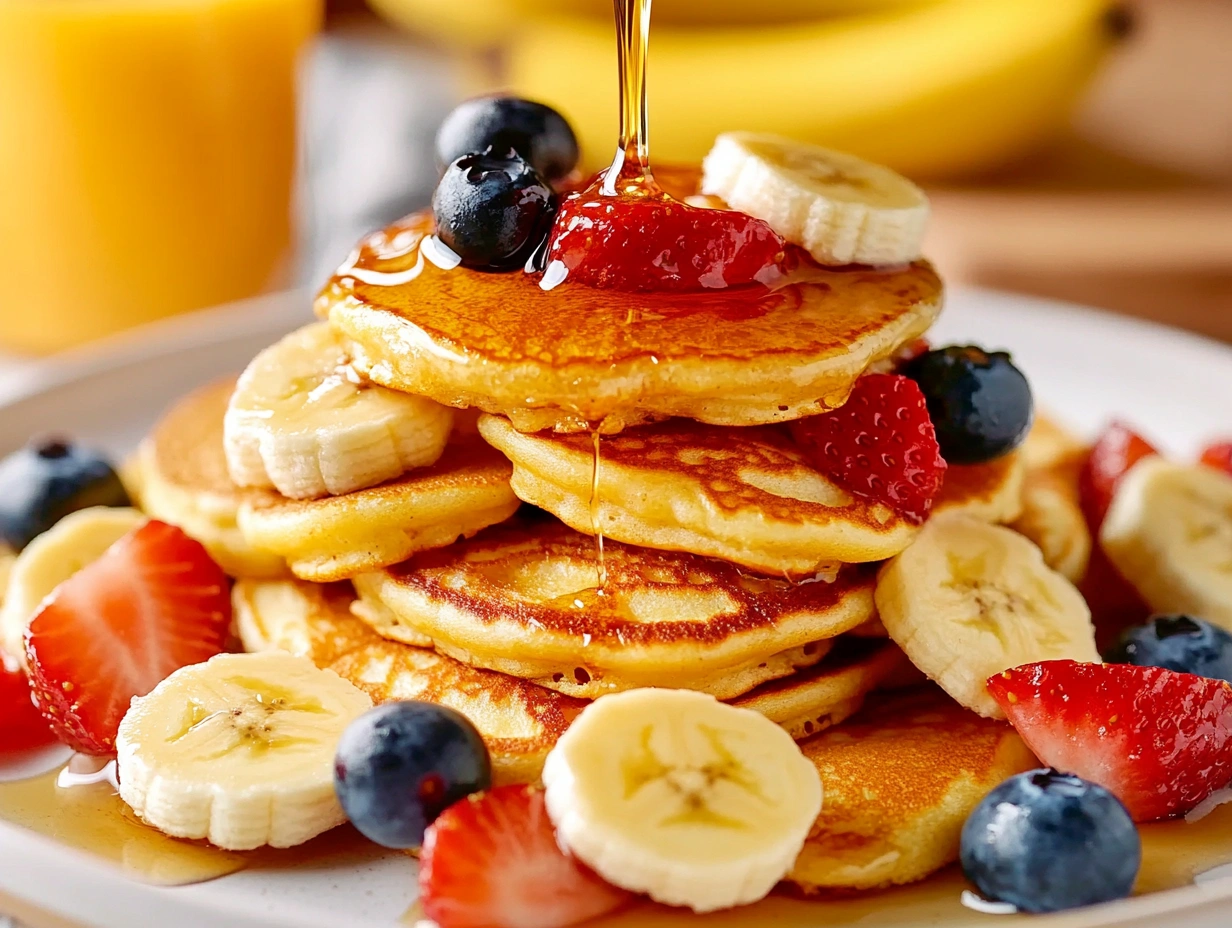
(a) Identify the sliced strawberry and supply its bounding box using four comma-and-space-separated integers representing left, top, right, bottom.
0, 652, 55, 752
789, 373, 946, 524
1199, 441, 1232, 477
24, 520, 230, 755
988, 660, 1232, 822
1079, 421, 1159, 529
420, 785, 631, 928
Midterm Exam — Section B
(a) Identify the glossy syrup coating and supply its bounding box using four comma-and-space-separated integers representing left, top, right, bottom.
319, 166, 943, 433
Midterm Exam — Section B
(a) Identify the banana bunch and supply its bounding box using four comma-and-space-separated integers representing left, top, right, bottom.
876, 515, 1099, 718
500, 0, 1118, 179
1101, 460, 1232, 629
225, 323, 453, 500
116, 651, 373, 850
543, 688, 822, 912
0, 507, 145, 666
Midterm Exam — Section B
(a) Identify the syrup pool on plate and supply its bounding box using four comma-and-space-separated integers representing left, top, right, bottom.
0, 758, 388, 887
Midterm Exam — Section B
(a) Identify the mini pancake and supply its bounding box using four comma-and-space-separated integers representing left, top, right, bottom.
479, 416, 1024, 576
787, 687, 1037, 892
352, 515, 878, 699
137, 378, 288, 579
730, 639, 910, 740
318, 168, 942, 435
932, 450, 1025, 524
478, 415, 916, 575
233, 578, 585, 786
236, 580, 910, 785
236, 436, 521, 583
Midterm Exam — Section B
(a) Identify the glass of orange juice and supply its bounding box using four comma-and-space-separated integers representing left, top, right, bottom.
0, 0, 321, 354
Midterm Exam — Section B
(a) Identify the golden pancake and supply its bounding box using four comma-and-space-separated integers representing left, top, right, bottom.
137, 378, 287, 579
787, 687, 1037, 892
479, 416, 1025, 576
236, 436, 521, 582
233, 578, 585, 786
236, 579, 909, 785
479, 415, 916, 574
730, 639, 910, 739
352, 515, 878, 698
318, 167, 942, 435
931, 450, 1025, 524
1009, 416, 1091, 582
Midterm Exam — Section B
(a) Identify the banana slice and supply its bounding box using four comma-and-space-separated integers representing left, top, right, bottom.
116, 651, 373, 850
875, 515, 1098, 718
1101, 459, 1232, 628
700, 132, 928, 266
1011, 467, 1091, 583
225, 322, 453, 499
542, 688, 822, 913
0, 507, 145, 667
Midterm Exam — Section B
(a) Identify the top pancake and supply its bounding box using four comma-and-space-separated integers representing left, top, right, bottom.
137, 378, 287, 579
318, 167, 942, 434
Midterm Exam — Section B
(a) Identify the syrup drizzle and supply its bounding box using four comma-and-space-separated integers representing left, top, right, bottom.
604, 0, 654, 192
590, 429, 607, 590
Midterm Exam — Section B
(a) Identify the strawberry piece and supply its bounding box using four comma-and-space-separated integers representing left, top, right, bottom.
1079, 422, 1159, 529
0, 653, 55, 752
24, 520, 230, 755
988, 660, 1232, 822
545, 188, 790, 292
420, 785, 631, 928
1199, 441, 1232, 477
789, 373, 946, 524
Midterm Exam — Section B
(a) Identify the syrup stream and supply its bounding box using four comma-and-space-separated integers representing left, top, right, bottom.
603, 0, 655, 193
590, 429, 607, 590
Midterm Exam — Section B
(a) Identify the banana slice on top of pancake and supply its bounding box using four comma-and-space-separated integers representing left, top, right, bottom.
225, 322, 454, 500
479, 415, 1025, 577
876, 515, 1098, 718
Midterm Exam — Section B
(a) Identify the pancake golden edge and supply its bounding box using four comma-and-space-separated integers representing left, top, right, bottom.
318, 170, 942, 435
352, 579, 836, 700
137, 378, 288, 579
235, 579, 903, 784
351, 516, 878, 691
237, 436, 521, 582
788, 687, 1037, 892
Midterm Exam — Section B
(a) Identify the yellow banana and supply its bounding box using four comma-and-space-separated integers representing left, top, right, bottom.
504, 0, 1117, 179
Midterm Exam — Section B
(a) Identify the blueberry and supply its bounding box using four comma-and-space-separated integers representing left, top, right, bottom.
1106, 614, 1232, 682
904, 345, 1034, 464
0, 438, 130, 551
334, 701, 491, 849
961, 769, 1140, 913
436, 96, 579, 182
432, 151, 557, 271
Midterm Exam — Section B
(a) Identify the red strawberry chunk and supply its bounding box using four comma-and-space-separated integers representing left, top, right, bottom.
0, 652, 55, 752
1199, 441, 1232, 477
789, 373, 946, 524
1079, 422, 1159, 529
545, 190, 790, 292
988, 660, 1232, 822
420, 785, 631, 928
24, 520, 231, 755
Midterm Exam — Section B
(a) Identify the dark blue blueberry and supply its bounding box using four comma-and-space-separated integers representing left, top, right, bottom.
334, 701, 491, 849
432, 151, 557, 271
961, 769, 1140, 913
904, 345, 1034, 464
435, 96, 579, 182
0, 438, 130, 551
1105, 614, 1232, 682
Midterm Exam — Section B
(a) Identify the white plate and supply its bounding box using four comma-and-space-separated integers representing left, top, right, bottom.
0, 287, 1230, 928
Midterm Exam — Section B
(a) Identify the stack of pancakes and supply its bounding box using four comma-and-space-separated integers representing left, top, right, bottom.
133, 182, 1043, 891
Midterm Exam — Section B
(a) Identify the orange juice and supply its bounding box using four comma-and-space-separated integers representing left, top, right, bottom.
0, 0, 321, 354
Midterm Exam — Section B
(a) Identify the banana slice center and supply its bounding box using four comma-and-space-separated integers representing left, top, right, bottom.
944, 552, 1069, 651
170, 676, 331, 760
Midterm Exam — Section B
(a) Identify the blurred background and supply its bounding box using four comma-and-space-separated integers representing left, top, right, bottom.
0, 0, 1229, 357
